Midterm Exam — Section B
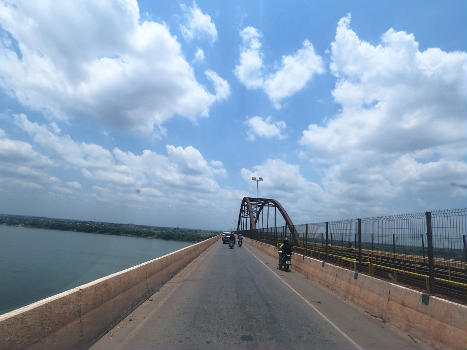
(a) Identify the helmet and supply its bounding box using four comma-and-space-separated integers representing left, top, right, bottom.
284, 238, 288, 242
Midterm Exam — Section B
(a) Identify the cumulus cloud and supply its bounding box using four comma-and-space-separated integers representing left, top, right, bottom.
300, 14, 467, 213
205, 70, 230, 101
14, 114, 115, 169
1, 113, 241, 227
235, 27, 264, 89
12, 113, 235, 200
12, 113, 228, 194
0, 129, 51, 167
0, 0, 227, 136
263, 41, 325, 108
194, 48, 205, 62
240, 159, 332, 222
180, 2, 217, 43
0, 127, 83, 197
245, 116, 286, 140
235, 26, 324, 108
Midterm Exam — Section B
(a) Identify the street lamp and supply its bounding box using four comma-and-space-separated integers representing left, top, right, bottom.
251, 176, 263, 198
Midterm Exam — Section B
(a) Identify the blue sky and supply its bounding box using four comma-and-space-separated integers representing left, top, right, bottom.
0, 0, 465, 230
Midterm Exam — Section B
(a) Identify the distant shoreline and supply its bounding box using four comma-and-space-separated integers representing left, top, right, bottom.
0, 214, 216, 243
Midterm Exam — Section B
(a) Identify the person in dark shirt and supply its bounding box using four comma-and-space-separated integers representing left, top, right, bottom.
278, 238, 292, 266
281, 238, 292, 255
229, 232, 235, 244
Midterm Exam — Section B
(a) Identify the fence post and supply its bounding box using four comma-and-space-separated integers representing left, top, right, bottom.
274, 226, 277, 247
357, 219, 362, 267
425, 211, 434, 293
370, 233, 374, 275
421, 234, 426, 262
463, 235, 467, 264
325, 222, 329, 261
392, 234, 396, 260
305, 224, 308, 258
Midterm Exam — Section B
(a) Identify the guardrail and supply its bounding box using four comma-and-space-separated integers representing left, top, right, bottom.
241, 208, 467, 303
0, 236, 219, 350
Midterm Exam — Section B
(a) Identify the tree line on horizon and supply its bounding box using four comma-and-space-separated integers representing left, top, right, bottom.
0, 214, 217, 243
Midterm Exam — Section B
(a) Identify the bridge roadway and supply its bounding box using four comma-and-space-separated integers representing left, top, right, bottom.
91, 240, 429, 350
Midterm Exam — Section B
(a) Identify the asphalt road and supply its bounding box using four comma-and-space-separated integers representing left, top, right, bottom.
91, 240, 430, 350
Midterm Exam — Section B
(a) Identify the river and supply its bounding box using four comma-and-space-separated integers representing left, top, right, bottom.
0, 225, 191, 315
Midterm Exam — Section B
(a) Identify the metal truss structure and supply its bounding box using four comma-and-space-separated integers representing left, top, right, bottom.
236, 197, 300, 243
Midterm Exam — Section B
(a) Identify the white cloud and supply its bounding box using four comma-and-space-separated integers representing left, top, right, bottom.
1, 113, 240, 228
205, 70, 230, 101
241, 159, 314, 197
235, 27, 324, 108
194, 48, 205, 62
300, 15, 467, 213
81, 167, 136, 186
245, 116, 286, 140
210, 160, 223, 168
235, 27, 264, 89
0, 0, 226, 136
13, 113, 228, 194
0, 128, 85, 197
180, 2, 217, 43
0, 128, 51, 167
264, 41, 325, 108
14, 114, 115, 169
240, 159, 331, 223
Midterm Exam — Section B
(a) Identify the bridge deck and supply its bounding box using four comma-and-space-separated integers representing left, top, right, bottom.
91, 240, 430, 350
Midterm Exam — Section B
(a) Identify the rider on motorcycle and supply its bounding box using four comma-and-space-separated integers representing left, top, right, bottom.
279, 238, 292, 265
237, 233, 243, 242
229, 232, 236, 245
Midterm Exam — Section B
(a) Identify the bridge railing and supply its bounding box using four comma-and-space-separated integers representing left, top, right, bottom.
240, 208, 467, 304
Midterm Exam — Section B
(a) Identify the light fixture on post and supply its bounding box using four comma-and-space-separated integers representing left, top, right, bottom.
251, 176, 263, 198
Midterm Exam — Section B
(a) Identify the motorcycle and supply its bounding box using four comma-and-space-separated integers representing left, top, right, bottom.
238, 239, 243, 247
229, 240, 235, 249
278, 250, 292, 271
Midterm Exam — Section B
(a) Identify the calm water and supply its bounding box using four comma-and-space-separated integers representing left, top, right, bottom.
0, 225, 191, 315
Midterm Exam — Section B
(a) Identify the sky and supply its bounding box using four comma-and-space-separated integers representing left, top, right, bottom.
0, 0, 465, 230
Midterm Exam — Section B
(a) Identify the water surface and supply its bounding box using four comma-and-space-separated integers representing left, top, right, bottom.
0, 225, 191, 314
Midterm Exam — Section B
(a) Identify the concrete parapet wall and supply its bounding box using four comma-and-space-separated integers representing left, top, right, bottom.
0, 236, 219, 350
245, 237, 467, 350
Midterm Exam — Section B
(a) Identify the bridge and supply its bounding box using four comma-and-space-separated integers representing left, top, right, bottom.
0, 198, 466, 350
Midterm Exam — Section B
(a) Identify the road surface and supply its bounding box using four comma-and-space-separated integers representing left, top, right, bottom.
91, 240, 430, 349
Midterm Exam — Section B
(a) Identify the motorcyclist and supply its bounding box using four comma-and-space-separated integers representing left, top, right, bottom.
229, 232, 236, 245
279, 238, 292, 265
282, 238, 292, 255
237, 232, 243, 242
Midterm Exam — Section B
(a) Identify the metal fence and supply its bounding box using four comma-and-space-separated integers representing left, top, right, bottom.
241, 208, 467, 303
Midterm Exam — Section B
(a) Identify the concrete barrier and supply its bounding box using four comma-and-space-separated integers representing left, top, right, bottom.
0, 236, 219, 350
245, 238, 467, 350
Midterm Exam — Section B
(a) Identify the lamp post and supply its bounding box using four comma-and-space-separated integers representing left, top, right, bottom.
251, 176, 263, 198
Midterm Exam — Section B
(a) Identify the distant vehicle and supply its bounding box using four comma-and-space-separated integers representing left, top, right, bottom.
222, 232, 230, 244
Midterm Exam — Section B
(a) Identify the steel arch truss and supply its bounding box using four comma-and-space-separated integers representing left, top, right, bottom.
236, 197, 300, 243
